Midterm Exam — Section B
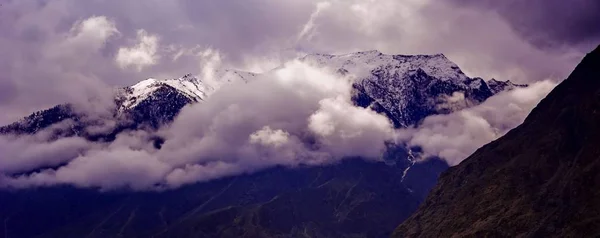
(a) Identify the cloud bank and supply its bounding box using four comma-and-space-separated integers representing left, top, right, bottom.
0, 61, 559, 190
395, 80, 557, 166
1, 61, 395, 190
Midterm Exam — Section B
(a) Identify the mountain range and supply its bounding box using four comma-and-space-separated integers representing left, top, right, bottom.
0, 51, 522, 237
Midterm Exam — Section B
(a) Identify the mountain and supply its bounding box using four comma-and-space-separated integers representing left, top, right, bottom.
0, 51, 521, 238
0, 71, 253, 139
0, 158, 449, 238
394, 46, 600, 237
304, 50, 525, 127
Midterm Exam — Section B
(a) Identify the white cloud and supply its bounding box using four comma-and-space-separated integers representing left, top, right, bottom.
116, 29, 160, 71
309, 95, 394, 158
396, 80, 557, 165
297, 1, 332, 42
0, 61, 395, 190
68, 16, 119, 50
0, 135, 91, 175
250, 126, 291, 147
46, 16, 119, 65
198, 48, 224, 89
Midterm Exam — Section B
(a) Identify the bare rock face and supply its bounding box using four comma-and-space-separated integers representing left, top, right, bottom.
394, 45, 600, 237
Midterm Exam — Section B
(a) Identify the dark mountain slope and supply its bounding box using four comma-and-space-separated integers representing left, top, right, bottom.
394, 45, 600, 237
0, 158, 446, 238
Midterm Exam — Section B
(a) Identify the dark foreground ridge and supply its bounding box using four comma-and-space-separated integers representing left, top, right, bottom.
394, 45, 600, 237
0, 158, 447, 238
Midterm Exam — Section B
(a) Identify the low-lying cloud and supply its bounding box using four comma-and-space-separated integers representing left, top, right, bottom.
0, 64, 558, 190
1, 61, 396, 190
395, 80, 557, 166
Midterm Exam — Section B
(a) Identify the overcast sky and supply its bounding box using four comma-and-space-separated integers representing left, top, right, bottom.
0, 0, 598, 190
1, 0, 597, 124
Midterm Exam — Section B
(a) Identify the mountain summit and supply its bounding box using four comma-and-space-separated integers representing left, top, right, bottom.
394, 46, 600, 237
118, 74, 211, 111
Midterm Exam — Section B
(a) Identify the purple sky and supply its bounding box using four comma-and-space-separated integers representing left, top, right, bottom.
0, 0, 595, 125
0, 0, 597, 190
446, 0, 600, 48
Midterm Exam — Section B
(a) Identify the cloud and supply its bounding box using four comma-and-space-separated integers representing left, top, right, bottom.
2, 130, 169, 191
445, 0, 600, 49
297, 1, 332, 42
250, 126, 291, 147
116, 29, 160, 71
395, 80, 557, 165
308, 96, 394, 158
0, 12, 122, 125
0, 134, 91, 175
46, 16, 119, 63
1, 60, 395, 190
298, 0, 585, 83
1, 68, 555, 190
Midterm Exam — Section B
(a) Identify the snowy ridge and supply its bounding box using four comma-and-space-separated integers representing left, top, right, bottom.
206, 69, 257, 94
299, 50, 523, 128
119, 74, 212, 111
487, 78, 527, 94
217, 69, 257, 83
300, 50, 469, 83
115, 50, 518, 128
118, 69, 258, 111
118, 50, 489, 113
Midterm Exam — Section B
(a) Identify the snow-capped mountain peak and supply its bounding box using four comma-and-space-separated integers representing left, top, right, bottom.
300, 50, 468, 83
119, 74, 212, 111
316, 50, 525, 128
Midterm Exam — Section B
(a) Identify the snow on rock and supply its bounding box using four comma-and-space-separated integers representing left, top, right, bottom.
300, 50, 468, 83
486, 78, 527, 94
298, 50, 517, 128
206, 69, 257, 95
119, 74, 211, 111
118, 69, 259, 112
